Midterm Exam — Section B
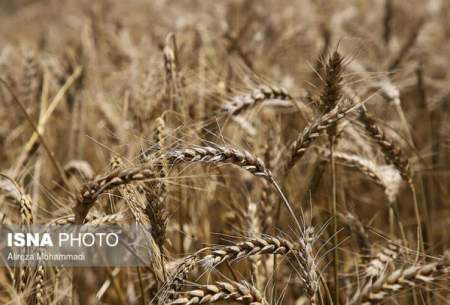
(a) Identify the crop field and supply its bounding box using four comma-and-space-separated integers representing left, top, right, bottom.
0, 1, 449, 305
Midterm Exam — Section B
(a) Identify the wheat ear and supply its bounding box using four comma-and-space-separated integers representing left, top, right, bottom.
338, 212, 371, 258
143, 116, 169, 250
350, 253, 449, 305
201, 236, 296, 268
320, 51, 344, 114
19, 49, 41, 106
294, 227, 319, 305
47, 212, 127, 227
0, 174, 33, 224
64, 160, 94, 180
75, 145, 301, 239
109, 157, 167, 283
321, 150, 402, 203
168, 233, 319, 305
364, 242, 403, 279
358, 109, 411, 184
166, 236, 295, 293
221, 85, 292, 116
169, 281, 268, 305
0, 174, 35, 298
74, 145, 272, 223
166, 146, 272, 178
286, 103, 359, 170
110, 157, 150, 226
34, 264, 45, 305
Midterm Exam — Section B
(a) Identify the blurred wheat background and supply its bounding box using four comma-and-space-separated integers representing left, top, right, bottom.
0, 0, 449, 305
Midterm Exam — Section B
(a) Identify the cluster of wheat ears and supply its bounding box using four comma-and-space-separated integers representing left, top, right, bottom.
0, 0, 449, 305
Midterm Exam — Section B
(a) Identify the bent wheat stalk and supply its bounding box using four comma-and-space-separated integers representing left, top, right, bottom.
74, 145, 271, 222
75, 145, 301, 234
73, 166, 157, 224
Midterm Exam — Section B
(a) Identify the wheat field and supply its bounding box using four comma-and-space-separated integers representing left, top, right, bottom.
0, 0, 449, 304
